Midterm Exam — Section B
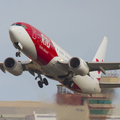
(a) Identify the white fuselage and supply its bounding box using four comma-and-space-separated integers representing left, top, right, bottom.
9, 23, 101, 94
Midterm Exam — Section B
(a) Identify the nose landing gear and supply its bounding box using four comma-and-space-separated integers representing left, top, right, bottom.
16, 50, 21, 57
14, 42, 23, 57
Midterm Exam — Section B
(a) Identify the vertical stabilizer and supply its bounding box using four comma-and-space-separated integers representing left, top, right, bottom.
90, 37, 108, 82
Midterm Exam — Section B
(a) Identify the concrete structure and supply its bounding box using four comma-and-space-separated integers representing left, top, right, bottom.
87, 76, 120, 120
0, 101, 90, 120
0, 101, 55, 120
25, 113, 56, 120
56, 71, 120, 120
55, 102, 89, 120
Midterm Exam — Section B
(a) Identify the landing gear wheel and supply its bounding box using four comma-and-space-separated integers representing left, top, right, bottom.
38, 81, 43, 88
35, 71, 49, 88
68, 81, 74, 88
63, 78, 69, 85
16, 52, 18, 57
16, 52, 21, 57
43, 78, 48, 86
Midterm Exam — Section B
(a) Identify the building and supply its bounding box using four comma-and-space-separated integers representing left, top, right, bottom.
0, 101, 56, 120
0, 71, 119, 120
25, 112, 56, 120
56, 71, 120, 120
0, 100, 90, 120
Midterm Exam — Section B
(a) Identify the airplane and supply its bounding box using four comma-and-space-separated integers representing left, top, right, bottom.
0, 22, 120, 95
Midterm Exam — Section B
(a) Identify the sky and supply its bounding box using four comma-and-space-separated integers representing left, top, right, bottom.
0, 0, 120, 102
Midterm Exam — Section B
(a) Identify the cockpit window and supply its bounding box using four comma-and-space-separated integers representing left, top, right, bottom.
11, 23, 27, 28
21, 25, 27, 28
16, 23, 22, 26
11, 23, 16, 26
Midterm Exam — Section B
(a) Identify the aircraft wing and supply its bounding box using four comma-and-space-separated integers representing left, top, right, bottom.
58, 60, 120, 74
0, 60, 41, 76
100, 82, 120, 88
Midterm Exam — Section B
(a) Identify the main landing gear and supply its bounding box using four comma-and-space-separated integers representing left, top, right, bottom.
35, 73, 49, 88
37, 78, 48, 88
63, 78, 74, 88
63, 72, 74, 88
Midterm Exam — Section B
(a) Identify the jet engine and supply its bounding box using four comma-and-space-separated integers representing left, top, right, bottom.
3, 57, 23, 76
68, 57, 89, 76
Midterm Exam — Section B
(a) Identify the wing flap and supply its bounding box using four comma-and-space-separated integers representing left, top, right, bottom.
57, 59, 70, 71
21, 60, 42, 76
100, 82, 120, 88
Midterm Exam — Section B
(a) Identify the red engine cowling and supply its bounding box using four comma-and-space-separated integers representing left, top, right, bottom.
68, 57, 89, 76
3, 57, 23, 76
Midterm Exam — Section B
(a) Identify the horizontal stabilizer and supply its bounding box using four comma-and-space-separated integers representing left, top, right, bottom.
87, 62, 120, 72
100, 83, 120, 88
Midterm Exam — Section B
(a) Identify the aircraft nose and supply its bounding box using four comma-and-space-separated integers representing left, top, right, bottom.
9, 24, 37, 59
9, 26, 20, 43
9, 26, 15, 33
